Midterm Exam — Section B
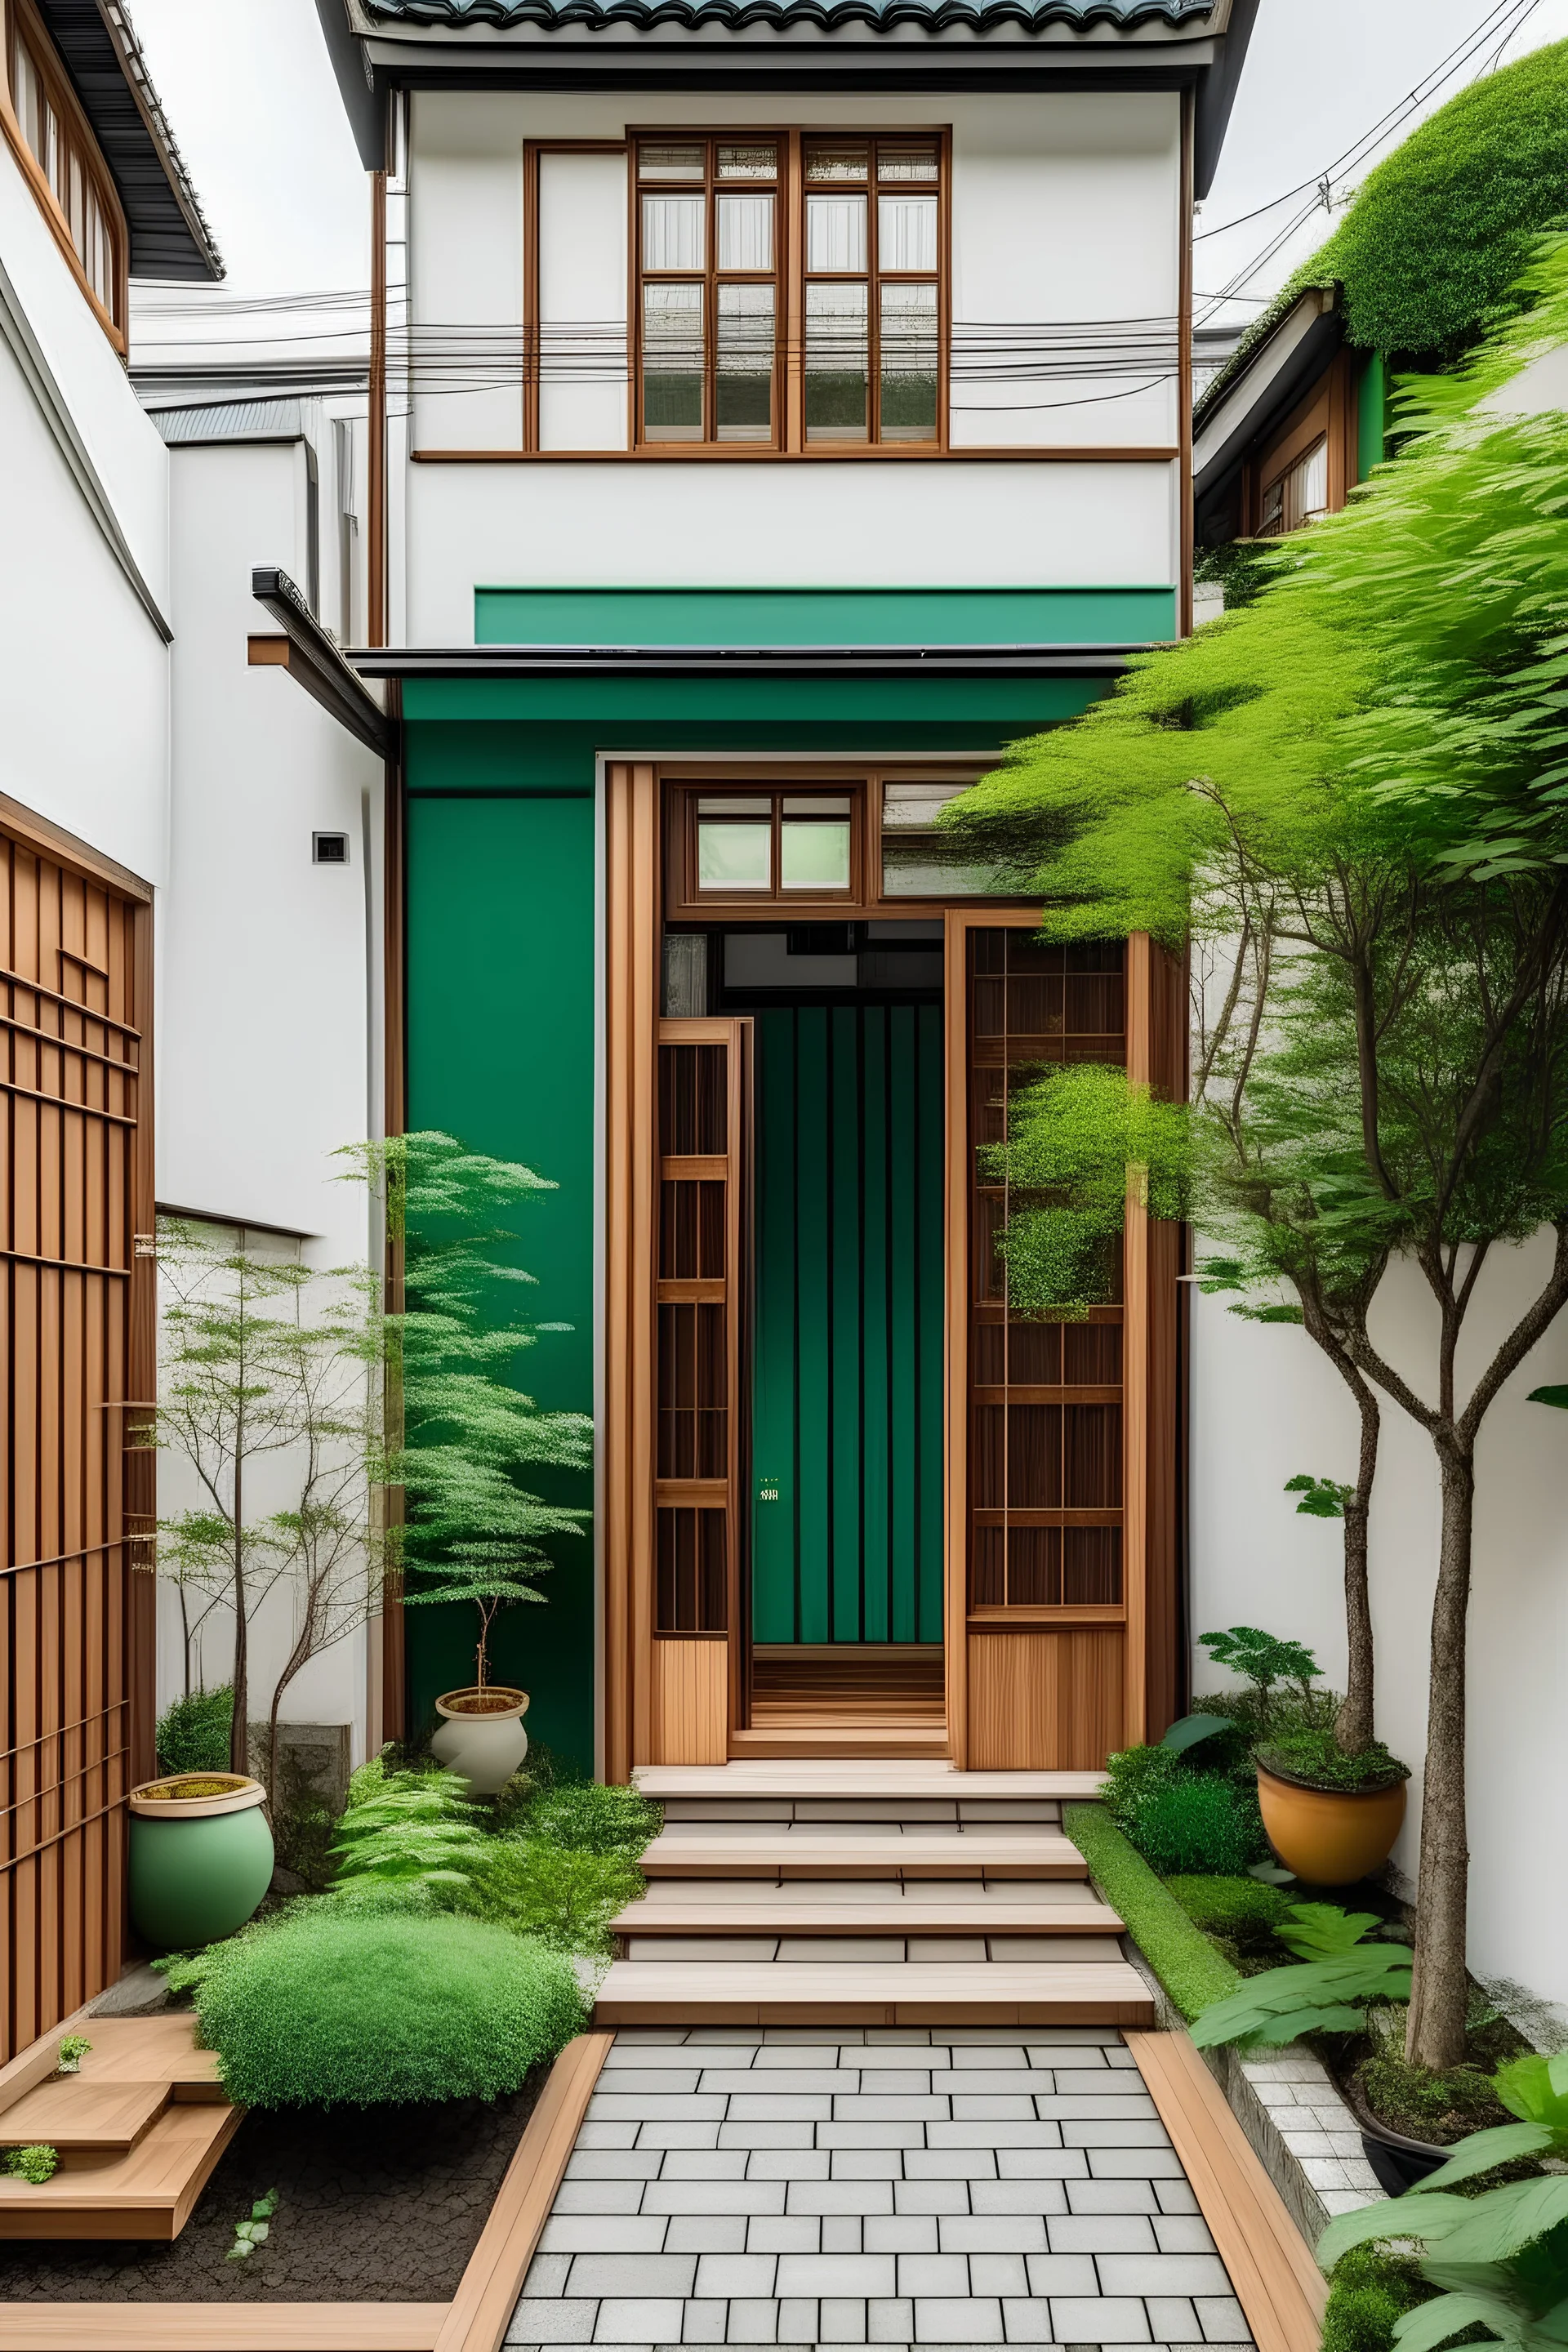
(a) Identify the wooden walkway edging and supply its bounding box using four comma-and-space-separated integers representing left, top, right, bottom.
0, 2029, 613, 2352
1126, 2028, 1327, 2352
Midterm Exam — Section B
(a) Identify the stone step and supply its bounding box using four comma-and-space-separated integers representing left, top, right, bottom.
641, 1829, 1089, 1880
612, 1895, 1124, 1937
594, 1959, 1156, 2027
635, 1765, 1107, 1803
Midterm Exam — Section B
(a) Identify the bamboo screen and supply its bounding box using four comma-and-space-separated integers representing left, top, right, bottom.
0, 822, 153, 2062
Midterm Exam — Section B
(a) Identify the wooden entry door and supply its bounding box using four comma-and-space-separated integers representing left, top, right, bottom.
0, 800, 155, 2061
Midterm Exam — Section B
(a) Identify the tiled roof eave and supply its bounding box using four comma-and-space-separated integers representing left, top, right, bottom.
354, 0, 1218, 31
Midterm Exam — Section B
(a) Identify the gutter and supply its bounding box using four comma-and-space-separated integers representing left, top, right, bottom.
346, 642, 1151, 678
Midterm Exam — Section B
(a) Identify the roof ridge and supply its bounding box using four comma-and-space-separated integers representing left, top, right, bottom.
358, 0, 1218, 27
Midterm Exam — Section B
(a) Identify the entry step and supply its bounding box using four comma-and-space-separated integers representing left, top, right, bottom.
612, 1895, 1124, 1936
640, 1828, 1090, 1879
594, 1959, 1156, 2026
634, 1764, 1108, 1802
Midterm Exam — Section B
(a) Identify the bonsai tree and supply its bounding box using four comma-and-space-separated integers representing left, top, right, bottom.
345, 1132, 592, 1703
946, 245, 1568, 2068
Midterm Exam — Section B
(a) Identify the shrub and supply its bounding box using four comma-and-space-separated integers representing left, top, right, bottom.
156, 1686, 234, 1776
525, 1780, 661, 1860
1124, 1775, 1264, 1877
475, 1841, 642, 1949
1063, 1804, 1239, 2023
327, 1769, 492, 1911
3, 2145, 58, 2185
1165, 1875, 1294, 1953
1258, 1729, 1410, 1795
186, 1909, 585, 2107
1320, 2243, 1428, 2352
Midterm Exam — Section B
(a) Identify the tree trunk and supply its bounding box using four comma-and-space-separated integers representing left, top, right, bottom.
229, 1441, 248, 1779
1336, 1385, 1380, 1753
1405, 1440, 1474, 2071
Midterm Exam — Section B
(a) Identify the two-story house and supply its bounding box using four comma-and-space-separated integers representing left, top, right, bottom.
311, 0, 1261, 1782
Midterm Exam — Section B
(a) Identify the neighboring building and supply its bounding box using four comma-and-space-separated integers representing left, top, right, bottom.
303, 0, 1262, 1781
0, 0, 377, 2058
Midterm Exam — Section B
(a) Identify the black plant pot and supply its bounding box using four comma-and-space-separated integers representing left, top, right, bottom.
1343, 2078, 1450, 2197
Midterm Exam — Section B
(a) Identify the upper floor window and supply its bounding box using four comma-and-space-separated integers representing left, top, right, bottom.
634, 131, 944, 452
1258, 435, 1328, 537
4, 0, 125, 338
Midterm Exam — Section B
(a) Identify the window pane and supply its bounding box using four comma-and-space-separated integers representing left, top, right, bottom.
807, 192, 866, 274
1298, 438, 1329, 521
718, 143, 777, 180
880, 779, 1021, 898
782, 796, 852, 813
716, 284, 774, 442
805, 141, 868, 182
878, 144, 939, 182
878, 194, 938, 273
640, 143, 705, 180
643, 191, 705, 270
880, 283, 938, 443
717, 192, 773, 271
643, 283, 705, 439
782, 820, 852, 891
805, 282, 868, 440
699, 821, 773, 891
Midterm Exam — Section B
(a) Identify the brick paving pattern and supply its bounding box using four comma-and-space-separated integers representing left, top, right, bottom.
505, 2027, 1256, 2352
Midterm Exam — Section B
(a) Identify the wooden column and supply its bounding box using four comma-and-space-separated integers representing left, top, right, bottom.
942, 911, 972, 1766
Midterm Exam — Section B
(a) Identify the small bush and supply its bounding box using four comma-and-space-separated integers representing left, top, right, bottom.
156, 1686, 234, 1776
525, 1780, 661, 1860
189, 1909, 585, 2108
3, 2145, 58, 2185
1124, 1775, 1264, 1877
1063, 1804, 1240, 2023
1258, 1730, 1410, 1795
1320, 2243, 1428, 2352
1165, 1876, 1294, 1953
1360, 2047, 1510, 2145
475, 1841, 643, 1949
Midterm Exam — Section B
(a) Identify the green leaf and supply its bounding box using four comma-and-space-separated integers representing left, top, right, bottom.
1276, 1904, 1383, 1958
1393, 2291, 1529, 2352
1160, 1714, 1233, 1754
1527, 1386, 1568, 1410
1249, 2003, 1369, 2043
1419, 2123, 1556, 2190
1319, 2194, 1479, 2270
1437, 2176, 1568, 2265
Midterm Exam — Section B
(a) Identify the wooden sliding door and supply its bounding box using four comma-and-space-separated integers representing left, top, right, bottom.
944, 911, 1180, 1770
0, 800, 154, 2061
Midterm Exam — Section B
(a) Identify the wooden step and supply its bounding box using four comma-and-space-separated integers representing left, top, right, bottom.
0, 2099, 242, 2240
23, 2016, 225, 2096
642, 1829, 1089, 1879
595, 1959, 1156, 2026
0, 2310, 448, 2350
727, 1726, 950, 1760
611, 1896, 1124, 1936
635, 1765, 1108, 1801
0, 2076, 167, 2154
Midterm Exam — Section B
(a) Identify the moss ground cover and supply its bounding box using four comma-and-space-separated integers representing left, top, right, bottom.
1062, 1803, 1240, 2022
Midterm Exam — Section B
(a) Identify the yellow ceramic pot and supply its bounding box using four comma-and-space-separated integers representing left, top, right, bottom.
1256, 1762, 1407, 1885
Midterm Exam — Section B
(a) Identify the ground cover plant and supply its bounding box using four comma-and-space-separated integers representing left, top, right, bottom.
1061, 1803, 1239, 2022
166, 1908, 584, 2109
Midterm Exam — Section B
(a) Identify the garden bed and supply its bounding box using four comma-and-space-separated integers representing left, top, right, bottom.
0, 2072, 543, 2303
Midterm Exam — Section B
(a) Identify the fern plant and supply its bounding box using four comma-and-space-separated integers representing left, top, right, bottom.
327, 1772, 494, 1909
1191, 1905, 1412, 2049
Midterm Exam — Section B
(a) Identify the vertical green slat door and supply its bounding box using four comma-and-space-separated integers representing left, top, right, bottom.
751, 1003, 942, 1646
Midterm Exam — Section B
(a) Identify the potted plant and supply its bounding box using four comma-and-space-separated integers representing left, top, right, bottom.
127, 1771, 274, 1950
1199, 1627, 1411, 1883
426, 1568, 534, 1795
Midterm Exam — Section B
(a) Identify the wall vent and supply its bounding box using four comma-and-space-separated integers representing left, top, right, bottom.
313, 831, 350, 865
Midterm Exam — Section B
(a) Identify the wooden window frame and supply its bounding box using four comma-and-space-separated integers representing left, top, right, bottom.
520, 128, 951, 461
0, 0, 128, 351
633, 134, 785, 453
663, 764, 1034, 924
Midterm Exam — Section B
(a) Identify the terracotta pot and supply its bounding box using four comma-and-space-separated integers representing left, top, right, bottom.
430, 1686, 529, 1797
127, 1774, 274, 1950
1256, 1762, 1407, 1885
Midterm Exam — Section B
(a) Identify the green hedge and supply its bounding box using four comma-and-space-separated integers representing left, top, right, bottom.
1064, 1802, 1240, 2023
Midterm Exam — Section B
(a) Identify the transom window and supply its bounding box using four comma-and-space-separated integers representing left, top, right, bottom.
635, 131, 944, 452
5, 0, 124, 336
694, 792, 856, 898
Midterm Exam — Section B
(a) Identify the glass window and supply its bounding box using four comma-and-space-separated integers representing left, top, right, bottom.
688, 791, 857, 900
802, 135, 940, 447
1257, 435, 1330, 536
643, 284, 705, 440
638, 138, 779, 448
7, 14, 121, 331
880, 283, 938, 443
881, 778, 1022, 898
782, 818, 852, 892
698, 818, 773, 892
716, 284, 775, 442
805, 283, 869, 442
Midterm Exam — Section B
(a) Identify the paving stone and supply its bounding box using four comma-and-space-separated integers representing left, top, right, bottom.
1063, 2181, 1160, 2215
949, 2098, 1037, 2121
753, 2152, 833, 2180
668, 2218, 752, 2254
694, 2255, 780, 2299
750, 2216, 826, 2254
525, 2256, 574, 2297
608, 2073, 706, 2096
929, 2124, 1065, 2150
568, 2154, 669, 2181
995, 2151, 1088, 2180
1021, 2255, 1098, 2296
1052, 2071, 1154, 2098
777, 2302, 819, 2344
752, 2047, 844, 2069
722, 2124, 823, 2150
606, 2046, 735, 2069
597, 2308, 689, 2345
647, 2183, 791, 2216
728, 2096, 837, 2122
580, 2123, 644, 2150
1153, 2182, 1200, 2216
599, 2096, 731, 2122
1147, 2300, 1200, 2341
788, 2180, 898, 2215
998, 2297, 1054, 2342
1045, 2217, 1157, 2254
820, 2123, 932, 2150
569, 2256, 699, 2298
834, 2151, 912, 2180
1036, 2099, 1161, 2126
1086, 2149, 1187, 2179
508, 2300, 600, 2343
703, 2073, 847, 2096
682, 2304, 730, 2343
912, 2296, 1004, 2342
728, 2302, 782, 2344
821, 2297, 870, 2342
868, 2299, 916, 2341
555, 2183, 654, 2216
938, 2217, 1049, 2254
777, 2255, 899, 2297
1049, 2297, 1152, 2341
969, 2258, 1029, 2300
969, 2182, 1067, 2218
930, 2071, 1042, 2096
825, 2218, 866, 2253
866, 2215, 942, 2251
834, 2096, 951, 2121
904, 2149, 1000, 2180
897, 2256, 971, 2297
542, 2216, 669, 2254
1097, 2260, 1234, 2298
1152, 2220, 1217, 2256
644, 2126, 728, 2152
667, 2154, 755, 2180
1195, 2302, 1254, 2344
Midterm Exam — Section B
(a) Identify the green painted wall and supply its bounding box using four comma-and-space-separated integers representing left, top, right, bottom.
1357, 353, 1388, 481
403, 785, 597, 1773
474, 586, 1178, 648
751, 1005, 944, 1647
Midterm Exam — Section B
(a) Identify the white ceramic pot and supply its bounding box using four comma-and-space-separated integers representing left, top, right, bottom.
430, 1687, 530, 1796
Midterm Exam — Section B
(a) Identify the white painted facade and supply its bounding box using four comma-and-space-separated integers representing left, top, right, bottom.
401, 85, 1183, 643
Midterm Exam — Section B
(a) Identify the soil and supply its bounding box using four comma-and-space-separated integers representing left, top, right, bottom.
0, 2071, 543, 2303
442, 1690, 525, 1716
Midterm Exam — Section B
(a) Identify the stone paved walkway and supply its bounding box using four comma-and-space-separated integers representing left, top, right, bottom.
505, 2026, 1257, 2352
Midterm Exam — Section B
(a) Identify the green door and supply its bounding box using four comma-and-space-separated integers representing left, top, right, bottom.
751, 1003, 944, 1645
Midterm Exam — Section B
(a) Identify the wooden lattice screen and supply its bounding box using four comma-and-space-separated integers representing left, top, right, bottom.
0, 802, 154, 2062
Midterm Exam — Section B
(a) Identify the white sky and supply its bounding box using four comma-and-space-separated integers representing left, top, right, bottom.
124, 0, 1568, 350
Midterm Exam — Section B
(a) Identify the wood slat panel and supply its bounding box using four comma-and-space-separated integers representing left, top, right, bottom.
649, 1637, 728, 1765
0, 2312, 448, 2352
0, 822, 152, 2060
965, 1628, 1125, 1771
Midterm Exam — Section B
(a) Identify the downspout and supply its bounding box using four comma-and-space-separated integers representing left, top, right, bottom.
368, 164, 387, 650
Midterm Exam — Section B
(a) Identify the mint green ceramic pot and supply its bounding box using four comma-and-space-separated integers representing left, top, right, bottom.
128, 1774, 274, 1950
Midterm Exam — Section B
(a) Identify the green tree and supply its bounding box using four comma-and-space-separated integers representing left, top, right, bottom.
947, 243, 1568, 2069
345, 1133, 592, 1697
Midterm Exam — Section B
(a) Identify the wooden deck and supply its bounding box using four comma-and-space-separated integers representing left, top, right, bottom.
595, 1959, 1156, 2025
640, 1829, 1089, 1878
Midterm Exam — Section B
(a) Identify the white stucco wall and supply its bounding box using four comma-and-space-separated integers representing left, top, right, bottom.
1189, 1235, 1568, 2015
156, 435, 385, 1756
0, 136, 170, 881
